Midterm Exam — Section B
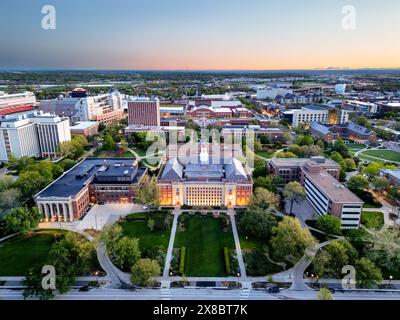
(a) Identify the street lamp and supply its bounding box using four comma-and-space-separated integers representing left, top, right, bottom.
237, 272, 240, 287
389, 275, 393, 287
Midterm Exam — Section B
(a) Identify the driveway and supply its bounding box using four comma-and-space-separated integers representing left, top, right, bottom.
77, 203, 145, 231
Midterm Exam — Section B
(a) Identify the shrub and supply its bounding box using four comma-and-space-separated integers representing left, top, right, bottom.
126, 213, 148, 222
224, 247, 231, 275
315, 215, 342, 235
179, 247, 186, 275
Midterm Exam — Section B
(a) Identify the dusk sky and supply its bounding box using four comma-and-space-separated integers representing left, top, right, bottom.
1, 0, 399, 70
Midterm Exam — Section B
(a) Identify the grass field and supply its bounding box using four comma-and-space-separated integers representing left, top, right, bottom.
121, 220, 170, 251
357, 154, 381, 163
174, 215, 235, 276
361, 211, 385, 229
0, 231, 62, 276
361, 149, 400, 162
239, 234, 267, 251
346, 143, 366, 151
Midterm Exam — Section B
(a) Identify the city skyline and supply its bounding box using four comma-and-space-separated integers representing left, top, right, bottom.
1, 0, 400, 70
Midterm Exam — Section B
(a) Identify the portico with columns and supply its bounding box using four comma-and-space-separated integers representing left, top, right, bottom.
37, 199, 74, 222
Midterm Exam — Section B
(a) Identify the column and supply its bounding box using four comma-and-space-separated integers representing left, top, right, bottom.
63, 203, 70, 222
54, 203, 60, 221
41, 204, 49, 222
68, 203, 74, 222
59, 203, 66, 222
47, 203, 54, 221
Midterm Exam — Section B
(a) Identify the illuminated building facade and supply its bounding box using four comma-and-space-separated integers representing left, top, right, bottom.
157, 145, 252, 208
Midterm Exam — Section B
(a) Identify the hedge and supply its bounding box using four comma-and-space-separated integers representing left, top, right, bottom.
126, 213, 148, 221
224, 247, 231, 275
179, 247, 186, 274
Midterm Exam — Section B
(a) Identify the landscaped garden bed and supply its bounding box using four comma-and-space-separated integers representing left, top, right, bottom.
353, 190, 382, 208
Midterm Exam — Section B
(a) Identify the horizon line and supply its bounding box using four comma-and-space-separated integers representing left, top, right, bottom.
1, 67, 400, 73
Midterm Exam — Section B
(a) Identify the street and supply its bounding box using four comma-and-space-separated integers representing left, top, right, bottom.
1, 287, 400, 301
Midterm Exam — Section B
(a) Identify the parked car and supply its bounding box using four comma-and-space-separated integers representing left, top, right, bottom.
79, 286, 91, 292
142, 205, 149, 210
266, 287, 280, 293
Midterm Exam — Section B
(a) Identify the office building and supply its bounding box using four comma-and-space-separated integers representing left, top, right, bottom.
257, 87, 293, 100
342, 100, 379, 113
127, 97, 160, 127
35, 158, 147, 222
0, 112, 71, 162
310, 122, 377, 144
222, 124, 284, 140
70, 121, 99, 137
283, 105, 349, 127
40, 88, 124, 124
268, 157, 363, 229
0, 117, 41, 161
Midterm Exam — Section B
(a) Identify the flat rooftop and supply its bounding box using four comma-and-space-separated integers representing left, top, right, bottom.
304, 168, 363, 204
36, 158, 145, 199
70, 121, 98, 130
270, 157, 340, 168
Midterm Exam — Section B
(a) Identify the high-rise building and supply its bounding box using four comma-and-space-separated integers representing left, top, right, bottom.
0, 112, 71, 162
39, 88, 124, 124
0, 118, 41, 161
127, 97, 160, 127
30, 114, 71, 157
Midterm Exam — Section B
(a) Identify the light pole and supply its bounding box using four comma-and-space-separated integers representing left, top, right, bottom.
389, 275, 393, 288
237, 272, 240, 288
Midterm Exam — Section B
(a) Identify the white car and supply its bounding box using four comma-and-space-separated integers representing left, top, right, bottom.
142, 205, 149, 210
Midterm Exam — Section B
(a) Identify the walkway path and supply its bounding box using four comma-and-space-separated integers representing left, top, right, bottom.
161, 210, 180, 288
228, 211, 247, 282
273, 239, 338, 291
0, 233, 18, 243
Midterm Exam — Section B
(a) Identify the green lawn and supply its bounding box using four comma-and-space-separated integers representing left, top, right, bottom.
346, 143, 366, 151
361, 211, 385, 229
0, 231, 62, 276
174, 215, 235, 276
93, 150, 134, 158
121, 220, 171, 250
239, 234, 267, 251
357, 155, 381, 163
255, 150, 275, 159
361, 150, 400, 162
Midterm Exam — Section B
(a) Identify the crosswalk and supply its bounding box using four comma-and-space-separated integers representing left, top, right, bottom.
160, 287, 171, 300
239, 288, 251, 300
